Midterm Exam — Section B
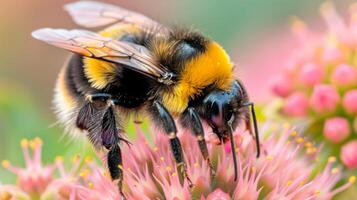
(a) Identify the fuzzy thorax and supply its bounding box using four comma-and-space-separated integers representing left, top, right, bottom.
162, 42, 234, 114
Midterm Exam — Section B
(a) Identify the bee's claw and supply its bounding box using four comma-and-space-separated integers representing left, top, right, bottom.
116, 179, 127, 200
187, 175, 193, 188
178, 162, 193, 188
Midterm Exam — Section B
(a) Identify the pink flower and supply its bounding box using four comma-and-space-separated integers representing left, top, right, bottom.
271, 74, 293, 97
0, 138, 85, 200
204, 189, 230, 200
1, 138, 55, 199
331, 64, 357, 87
322, 46, 343, 64
342, 90, 357, 114
341, 140, 357, 169
71, 124, 353, 200
270, 2, 357, 168
299, 63, 324, 86
323, 117, 351, 143
283, 92, 309, 117
310, 84, 340, 113
1, 127, 355, 200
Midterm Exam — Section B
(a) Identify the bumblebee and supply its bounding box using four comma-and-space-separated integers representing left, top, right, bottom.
32, 0, 260, 195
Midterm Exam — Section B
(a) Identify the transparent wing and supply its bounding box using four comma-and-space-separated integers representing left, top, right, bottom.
64, 1, 163, 30
32, 28, 174, 83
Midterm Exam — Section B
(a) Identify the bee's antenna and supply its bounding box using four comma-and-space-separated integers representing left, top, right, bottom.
243, 102, 260, 158
228, 115, 238, 181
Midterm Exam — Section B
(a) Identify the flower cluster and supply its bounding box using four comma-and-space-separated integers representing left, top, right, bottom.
1, 125, 355, 200
0, 138, 85, 200
271, 2, 357, 169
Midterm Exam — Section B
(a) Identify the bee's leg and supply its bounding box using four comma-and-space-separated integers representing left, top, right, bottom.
76, 93, 111, 130
76, 93, 127, 198
181, 107, 215, 178
151, 101, 193, 187
101, 101, 127, 199
243, 102, 261, 158
107, 144, 125, 199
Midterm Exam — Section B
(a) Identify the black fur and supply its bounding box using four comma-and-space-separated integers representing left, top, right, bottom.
101, 107, 119, 149
151, 101, 177, 133
180, 107, 204, 136
107, 144, 123, 180
76, 102, 94, 130
66, 54, 94, 95
155, 28, 208, 75
169, 137, 183, 163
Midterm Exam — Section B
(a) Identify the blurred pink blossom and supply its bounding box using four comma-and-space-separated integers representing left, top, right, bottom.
331, 64, 357, 87
299, 63, 324, 86
269, 1, 357, 169
310, 84, 340, 113
323, 117, 351, 143
283, 92, 309, 116
341, 140, 357, 169
271, 75, 293, 97
342, 89, 357, 114
204, 189, 230, 200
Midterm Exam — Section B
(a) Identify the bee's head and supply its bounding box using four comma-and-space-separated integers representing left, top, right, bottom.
203, 81, 248, 143
202, 80, 260, 181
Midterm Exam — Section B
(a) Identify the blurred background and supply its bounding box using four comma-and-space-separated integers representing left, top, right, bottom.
0, 0, 355, 183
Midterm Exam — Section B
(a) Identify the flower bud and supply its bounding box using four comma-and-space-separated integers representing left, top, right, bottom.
342, 90, 357, 114
299, 63, 324, 86
283, 92, 309, 117
341, 140, 357, 169
331, 64, 357, 87
206, 189, 230, 200
322, 46, 342, 63
310, 84, 340, 113
323, 117, 350, 143
271, 74, 293, 97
